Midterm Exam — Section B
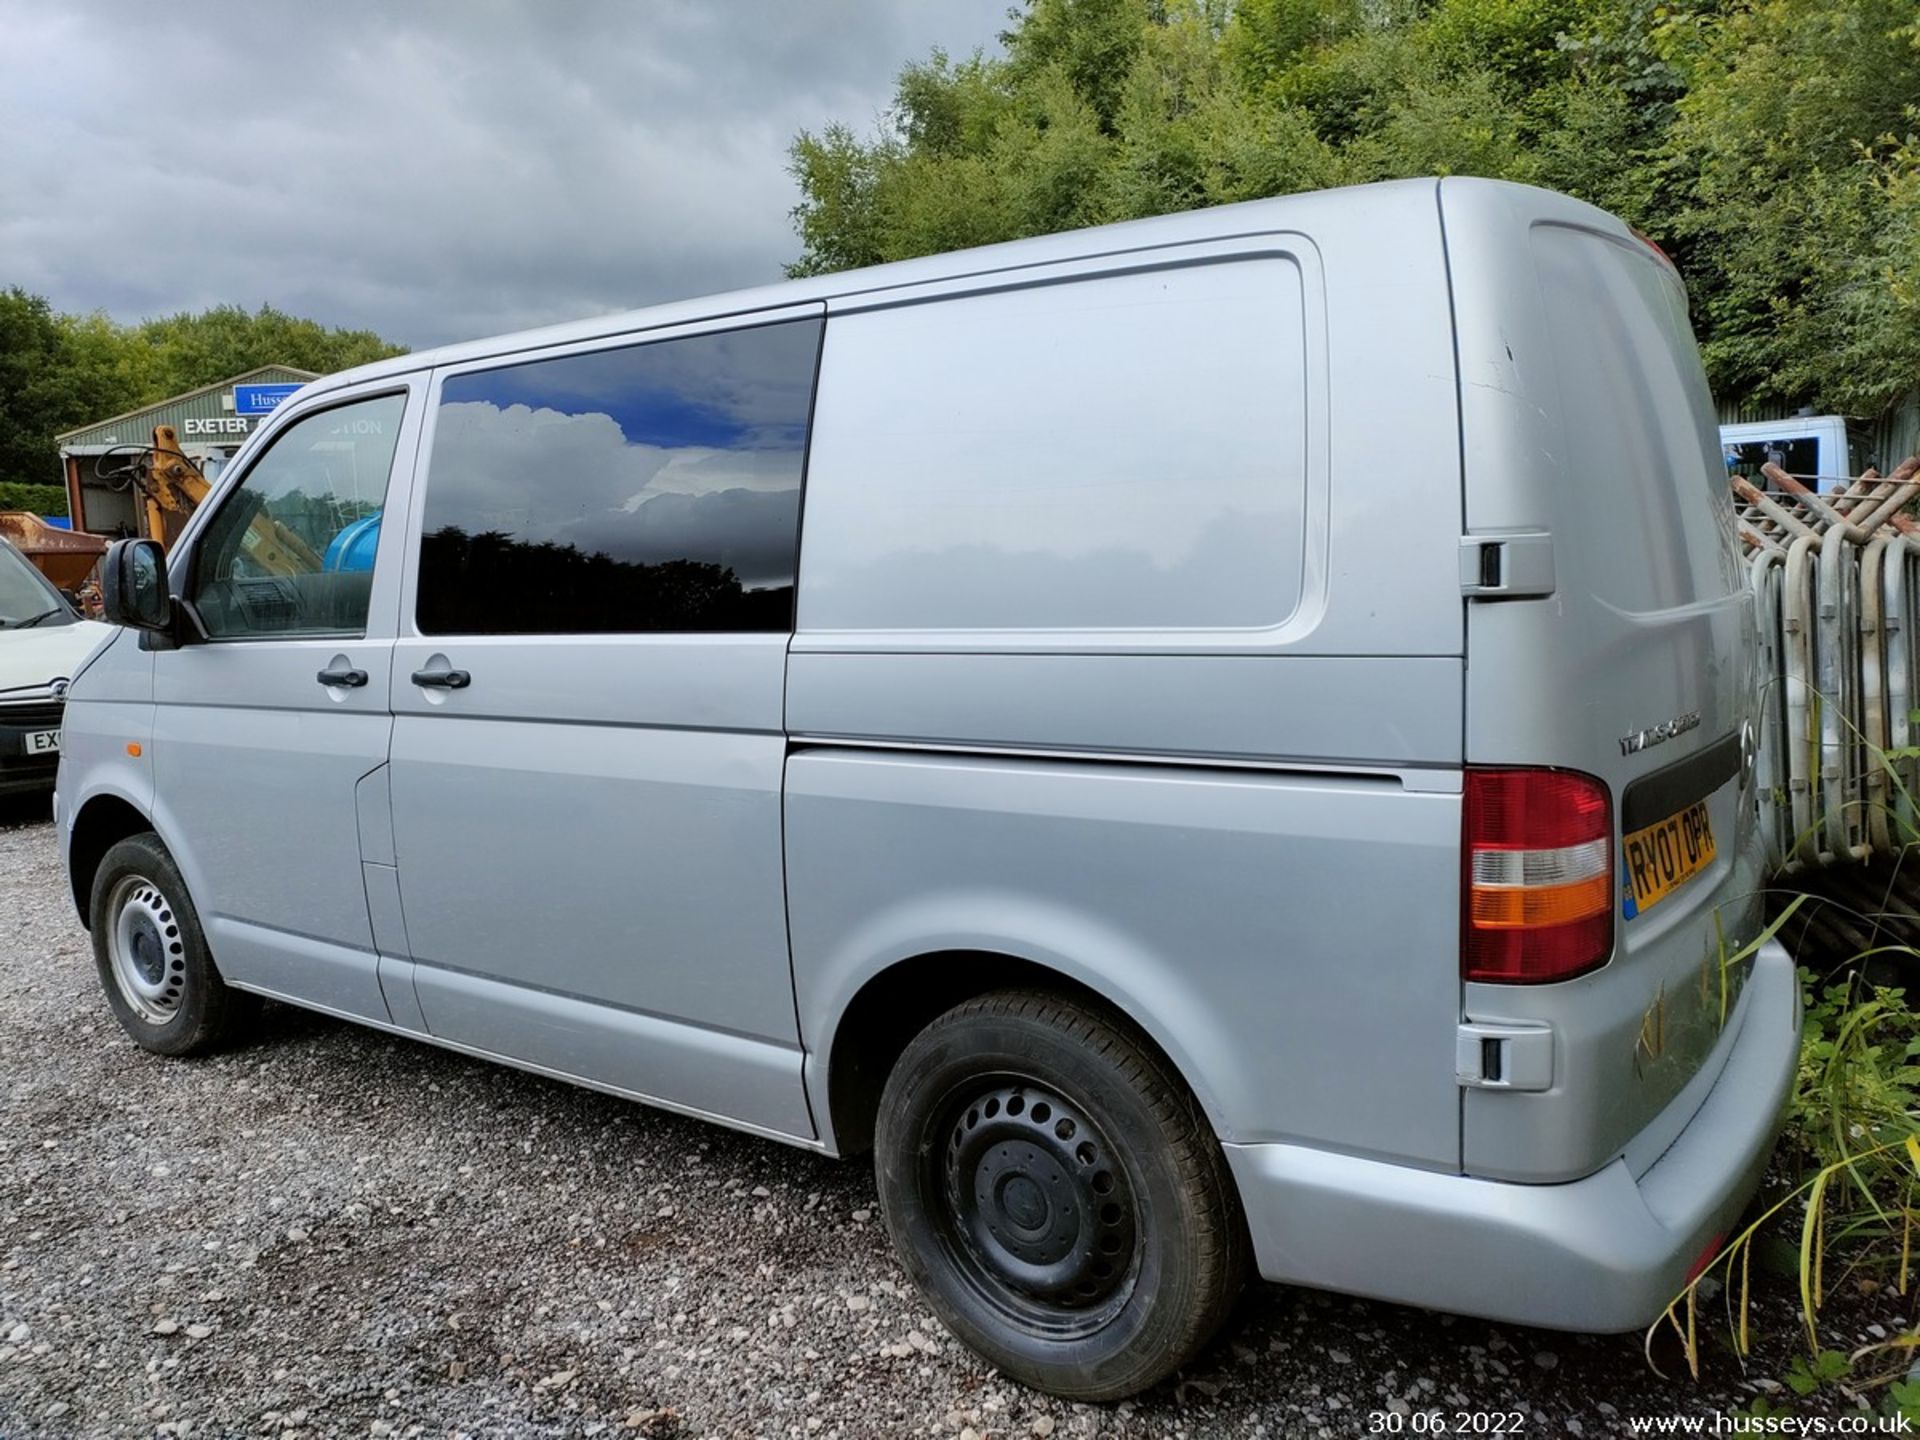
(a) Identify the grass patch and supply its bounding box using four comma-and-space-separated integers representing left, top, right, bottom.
1658, 892, 1920, 1418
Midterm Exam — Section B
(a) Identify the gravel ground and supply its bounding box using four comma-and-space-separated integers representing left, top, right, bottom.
0, 798, 1905, 1438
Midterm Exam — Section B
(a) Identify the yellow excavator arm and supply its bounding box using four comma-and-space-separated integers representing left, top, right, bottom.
141, 425, 209, 533
144, 425, 323, 575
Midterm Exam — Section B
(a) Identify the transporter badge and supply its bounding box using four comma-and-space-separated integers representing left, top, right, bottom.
1619, 709, 1701, 757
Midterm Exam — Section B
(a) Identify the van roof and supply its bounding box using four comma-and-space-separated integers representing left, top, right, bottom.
303, 176, 1624, 397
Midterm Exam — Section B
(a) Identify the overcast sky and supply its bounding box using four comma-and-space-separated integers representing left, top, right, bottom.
0, 1, 1009, 349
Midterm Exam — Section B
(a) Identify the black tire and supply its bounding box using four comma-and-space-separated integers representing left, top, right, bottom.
89, 831, 257, 1056
874, 989, 1248, 1401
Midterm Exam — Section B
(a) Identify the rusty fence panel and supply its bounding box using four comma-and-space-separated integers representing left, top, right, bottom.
1736, 458, 1920, 870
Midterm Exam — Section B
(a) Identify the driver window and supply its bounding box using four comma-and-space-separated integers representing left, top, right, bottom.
190, 394, 405, 639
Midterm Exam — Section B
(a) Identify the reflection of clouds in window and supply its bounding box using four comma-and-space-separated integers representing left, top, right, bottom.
417, 319, 818, 635
555, 485, 800, 590
427, 400, 802, 587
439, 321, 817, 454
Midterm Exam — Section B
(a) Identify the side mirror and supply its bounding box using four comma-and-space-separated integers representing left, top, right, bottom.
101, 539, 172, 632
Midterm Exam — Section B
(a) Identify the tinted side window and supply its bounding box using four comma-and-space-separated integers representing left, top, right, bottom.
191, 393, 405, 639
799, 260, 1309, 632
416, 319, 821, 636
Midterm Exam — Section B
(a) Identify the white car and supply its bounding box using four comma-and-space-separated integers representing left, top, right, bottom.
0, 535, 110, 796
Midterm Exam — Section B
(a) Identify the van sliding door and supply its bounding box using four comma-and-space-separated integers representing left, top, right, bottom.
381, 307, 825, 1141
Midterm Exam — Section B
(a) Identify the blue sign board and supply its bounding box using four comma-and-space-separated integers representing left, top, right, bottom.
233, 383, 304, 417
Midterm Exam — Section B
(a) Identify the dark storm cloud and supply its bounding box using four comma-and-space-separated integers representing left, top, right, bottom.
0, 0, 1007, 348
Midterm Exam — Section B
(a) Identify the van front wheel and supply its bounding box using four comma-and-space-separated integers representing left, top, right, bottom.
874, 990, 1247, 1401
90, 832, 257, 1057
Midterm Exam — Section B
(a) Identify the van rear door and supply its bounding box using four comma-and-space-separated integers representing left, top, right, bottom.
1440, 179, 1765, 1183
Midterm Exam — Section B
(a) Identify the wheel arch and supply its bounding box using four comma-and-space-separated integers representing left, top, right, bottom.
816, 948, 1226, 1159
67, 791, 161, 928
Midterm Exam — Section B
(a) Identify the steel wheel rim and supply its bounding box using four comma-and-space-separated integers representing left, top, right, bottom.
926, 1074, 1142, 1339
106, 873, 186, 1025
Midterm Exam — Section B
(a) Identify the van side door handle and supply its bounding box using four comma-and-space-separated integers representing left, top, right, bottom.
411, 667, 471, 690
316, 664, 369, 688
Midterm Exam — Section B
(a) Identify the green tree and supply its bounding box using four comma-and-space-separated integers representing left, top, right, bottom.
1001, 0, 1163, 134
131, 304, 404, 402
784, 0, 1920, 431
0, 289, 140, 492
0, 292, 407, 492
1666, 0, 1920, 417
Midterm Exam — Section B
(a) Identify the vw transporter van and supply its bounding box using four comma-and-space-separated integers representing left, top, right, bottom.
56, 178, 1797, 1400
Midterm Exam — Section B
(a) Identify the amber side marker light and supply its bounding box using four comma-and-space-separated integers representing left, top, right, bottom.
1463, 767, 1615, 984
126, 743, 142, 758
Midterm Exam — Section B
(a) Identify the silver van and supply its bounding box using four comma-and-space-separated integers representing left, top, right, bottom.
58, 177, 1798, 1401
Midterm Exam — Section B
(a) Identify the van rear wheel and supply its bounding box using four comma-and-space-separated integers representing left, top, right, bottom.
874, 990, 1247, 1401
90, 832, 257, 1057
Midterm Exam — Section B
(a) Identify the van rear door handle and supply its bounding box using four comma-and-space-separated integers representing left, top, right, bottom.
1459, 531, 1555, 599
411, 667, 471, 690
316, 665, 368, 688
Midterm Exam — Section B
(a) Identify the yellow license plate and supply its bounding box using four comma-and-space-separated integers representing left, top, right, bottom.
1622, 800, 1716, 917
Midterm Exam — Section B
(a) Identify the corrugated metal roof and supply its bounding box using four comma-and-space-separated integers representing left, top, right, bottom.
56, 365, 320, 450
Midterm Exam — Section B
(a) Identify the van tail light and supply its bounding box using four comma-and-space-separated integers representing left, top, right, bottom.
1684, 1232, 1727, 1285
1630, 226, 1681, 279
1464, 768, 1614, 983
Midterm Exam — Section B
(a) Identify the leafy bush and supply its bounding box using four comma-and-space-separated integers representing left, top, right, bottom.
0, 481, 68, 517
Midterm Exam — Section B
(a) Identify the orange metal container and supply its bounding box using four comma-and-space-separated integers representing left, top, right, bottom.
0, 511, 108, 590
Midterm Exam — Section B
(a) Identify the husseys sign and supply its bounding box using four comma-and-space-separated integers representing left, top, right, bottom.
179, 382, 305, 438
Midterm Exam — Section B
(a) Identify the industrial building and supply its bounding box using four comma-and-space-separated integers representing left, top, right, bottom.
54, 365, 316, 543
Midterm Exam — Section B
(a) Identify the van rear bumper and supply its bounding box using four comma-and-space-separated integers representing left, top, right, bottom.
1222, 939, 1799, 1332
